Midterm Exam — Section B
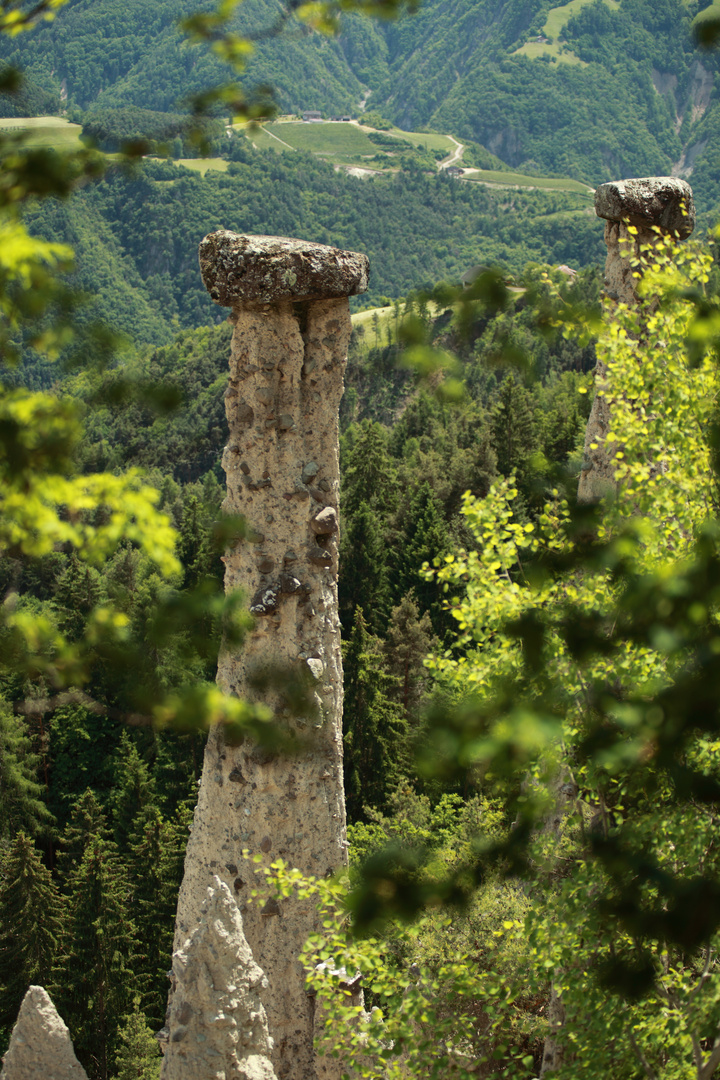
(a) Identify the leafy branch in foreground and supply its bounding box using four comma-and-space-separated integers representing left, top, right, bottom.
338, 235, 720, 1073
0, 0, 65, 35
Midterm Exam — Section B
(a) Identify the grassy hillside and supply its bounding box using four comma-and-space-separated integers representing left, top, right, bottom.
514, 0, 620, 63
463, 168, 594, 193
0, 115, 83, 149
263, 120, 376, 155
239, 119, 460, 170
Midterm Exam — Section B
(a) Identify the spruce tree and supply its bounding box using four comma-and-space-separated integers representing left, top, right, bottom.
490, 372, 539, 477
0, 702, 52, 842
125, 804, 191, 1028
176, 490, 217, 588
113, 1001, 161, 1080
339, 502, 391, 635
342, 608, 408, 821
55, 835, 139, 1080
56, 788, 110, 879
53, 554, 107, 639
48, 705, 120, 827
0, 832, 63, 1036
108, 731, 157, 851
384, 593, 437, 723
341, 422, 398, 517
390, 482, 450, 634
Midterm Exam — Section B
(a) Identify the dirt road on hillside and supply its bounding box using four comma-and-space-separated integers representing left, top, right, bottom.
438, 136, 464, 170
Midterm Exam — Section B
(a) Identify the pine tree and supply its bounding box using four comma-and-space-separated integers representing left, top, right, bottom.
56, 788, 110, 879
390, 482, 450, 634
108, 731, 157, 851
104, 545, 142, 613
0, 702, 52, 842
176, 490, 218, 588
53, 554, 107, 639
48, 705, 121, 827
341, 422, 398, 517
0, 832, 63, 1034
125, 804, 191, 1028
114, 1001, 161, 1080
342, 608, 408, 821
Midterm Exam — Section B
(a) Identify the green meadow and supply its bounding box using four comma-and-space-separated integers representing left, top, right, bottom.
240, 121, 456, 164
387, 128, 456, 154
174, 157, 229, 175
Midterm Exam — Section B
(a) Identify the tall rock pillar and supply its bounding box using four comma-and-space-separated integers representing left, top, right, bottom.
171, 232, 369, 1080
578, 177, 695, 504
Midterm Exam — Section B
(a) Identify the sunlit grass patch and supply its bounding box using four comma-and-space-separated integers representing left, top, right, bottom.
174, 157, 229, 174
514, 0, 619, 64
0, 115, 84, 149
463, 168, 593, 194
266, 121, 377, 156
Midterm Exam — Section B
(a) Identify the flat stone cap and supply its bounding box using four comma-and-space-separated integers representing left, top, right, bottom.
595, 177, 695, 239
199, 230, 369, 306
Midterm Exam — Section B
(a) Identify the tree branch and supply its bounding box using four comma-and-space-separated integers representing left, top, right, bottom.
687, 944, 713, 1005
628, 1029, 658, 1080
699, 1035, 720, 1080
13, 690, 151, 727
691, 1033, 704, 1075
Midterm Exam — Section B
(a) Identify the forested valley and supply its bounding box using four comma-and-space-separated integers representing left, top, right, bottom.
4, 2, 720, 1079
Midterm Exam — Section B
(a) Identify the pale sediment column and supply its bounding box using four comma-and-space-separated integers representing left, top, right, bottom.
0, 986, 87, 1080
577, 176, 695, 505
171, 232, 369, 1080
162, 878, 277, 1080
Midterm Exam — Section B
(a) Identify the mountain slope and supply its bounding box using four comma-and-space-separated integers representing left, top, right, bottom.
0, 0, 365, 114
5, 0, 720, 210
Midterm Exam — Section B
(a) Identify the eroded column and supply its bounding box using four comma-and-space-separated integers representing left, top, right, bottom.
171, 232, 369, 1080
577, 177, 695, 504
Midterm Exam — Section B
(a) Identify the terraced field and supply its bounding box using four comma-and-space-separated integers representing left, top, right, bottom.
388, 129, 456, 155
240, 120, 456, 166
264, 121, 375, 156
2, 115, 592, 195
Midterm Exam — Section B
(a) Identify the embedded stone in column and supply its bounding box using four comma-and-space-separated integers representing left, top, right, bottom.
577, 178, 695, 504
170, 232, 369, 1080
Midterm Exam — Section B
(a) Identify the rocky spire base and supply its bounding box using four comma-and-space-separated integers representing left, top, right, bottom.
161, 876, 277, 1080
0, 986, 87, 1080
